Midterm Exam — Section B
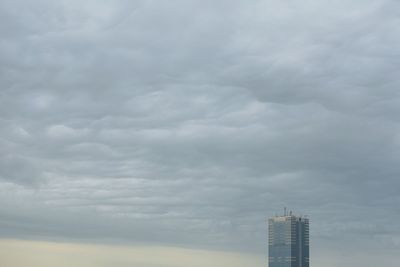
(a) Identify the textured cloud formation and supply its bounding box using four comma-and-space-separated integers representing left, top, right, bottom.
1, 0, 400, 266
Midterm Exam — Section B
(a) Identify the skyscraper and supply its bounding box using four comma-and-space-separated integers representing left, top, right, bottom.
268, 210, 309, 267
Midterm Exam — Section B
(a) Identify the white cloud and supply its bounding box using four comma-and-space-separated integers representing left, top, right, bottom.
46, 125, 89, 139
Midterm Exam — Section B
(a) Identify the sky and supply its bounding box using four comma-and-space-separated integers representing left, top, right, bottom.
1, 0, 400, 266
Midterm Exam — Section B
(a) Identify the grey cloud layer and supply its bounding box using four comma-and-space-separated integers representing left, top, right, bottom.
1, 0, 400, 265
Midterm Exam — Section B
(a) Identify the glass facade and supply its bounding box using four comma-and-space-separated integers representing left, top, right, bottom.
268, 214, 309, 267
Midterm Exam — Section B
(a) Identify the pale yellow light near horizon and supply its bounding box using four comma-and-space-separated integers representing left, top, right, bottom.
0, 239, 265, 267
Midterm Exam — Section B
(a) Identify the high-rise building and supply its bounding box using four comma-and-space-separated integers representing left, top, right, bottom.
268, 210, 309, 267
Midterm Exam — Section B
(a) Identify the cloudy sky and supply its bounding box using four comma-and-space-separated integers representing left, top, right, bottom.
1, 0, 400, 266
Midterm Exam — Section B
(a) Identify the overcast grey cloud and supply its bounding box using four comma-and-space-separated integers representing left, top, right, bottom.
1, 0, 400, 266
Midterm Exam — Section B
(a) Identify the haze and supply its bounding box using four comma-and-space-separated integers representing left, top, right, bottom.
1, 0, 399, 266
